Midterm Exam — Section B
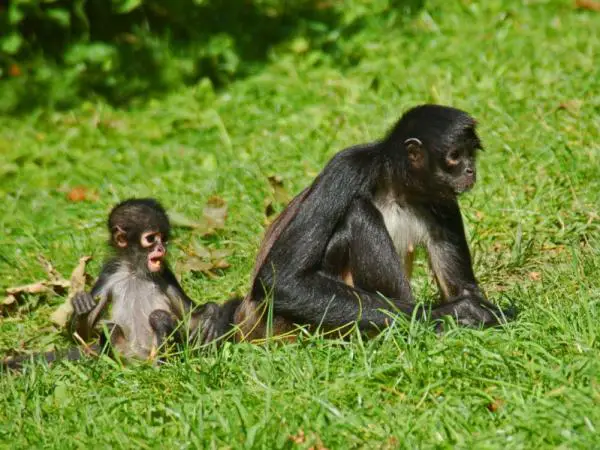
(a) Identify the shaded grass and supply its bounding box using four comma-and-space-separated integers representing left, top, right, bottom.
1, 0, 599, 448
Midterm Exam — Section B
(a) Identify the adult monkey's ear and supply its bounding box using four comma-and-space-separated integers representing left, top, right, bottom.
404, 138, 425, 168
112, 226, 128, 248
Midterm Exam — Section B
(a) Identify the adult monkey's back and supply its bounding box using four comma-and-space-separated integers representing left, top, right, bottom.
230, 104, 514, 341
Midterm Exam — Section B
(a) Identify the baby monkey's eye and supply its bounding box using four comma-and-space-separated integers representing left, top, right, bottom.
141, 232, 159, 247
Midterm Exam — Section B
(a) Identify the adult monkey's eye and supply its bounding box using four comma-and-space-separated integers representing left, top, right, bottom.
448, 150, 460, 161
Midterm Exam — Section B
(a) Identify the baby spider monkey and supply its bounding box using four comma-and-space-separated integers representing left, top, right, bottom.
70, 198, 237, 361
3, 198, 236, 371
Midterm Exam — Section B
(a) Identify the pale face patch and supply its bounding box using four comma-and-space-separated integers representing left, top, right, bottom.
140, 231, 166, 272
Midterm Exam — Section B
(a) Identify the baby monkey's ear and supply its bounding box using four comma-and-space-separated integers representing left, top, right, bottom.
112, 226, 128, 248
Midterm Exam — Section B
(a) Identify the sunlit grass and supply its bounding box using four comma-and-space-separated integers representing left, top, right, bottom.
0, 1, 599, 448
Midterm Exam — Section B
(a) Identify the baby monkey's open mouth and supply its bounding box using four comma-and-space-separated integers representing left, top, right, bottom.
148, 250, 165, 272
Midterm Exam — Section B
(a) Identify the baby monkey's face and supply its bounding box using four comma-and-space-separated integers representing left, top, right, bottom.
140, 231, 167, 273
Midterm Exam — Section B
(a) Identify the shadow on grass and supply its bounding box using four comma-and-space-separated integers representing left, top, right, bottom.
0, 0, 424, 114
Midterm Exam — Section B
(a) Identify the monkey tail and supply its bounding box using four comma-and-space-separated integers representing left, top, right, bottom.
2, 344, 101, 373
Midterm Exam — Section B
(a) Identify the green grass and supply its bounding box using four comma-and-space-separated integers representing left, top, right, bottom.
1, 0, 600, 448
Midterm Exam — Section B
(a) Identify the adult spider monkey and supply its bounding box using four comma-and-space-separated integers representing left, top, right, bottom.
3, 199, 235, 370
230, 104, 514, 341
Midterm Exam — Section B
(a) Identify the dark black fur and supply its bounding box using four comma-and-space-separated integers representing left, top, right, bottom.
233, 104, 513, 340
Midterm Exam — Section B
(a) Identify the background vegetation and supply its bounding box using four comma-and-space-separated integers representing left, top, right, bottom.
1, 0, 599, 448
0, 0, 421, 112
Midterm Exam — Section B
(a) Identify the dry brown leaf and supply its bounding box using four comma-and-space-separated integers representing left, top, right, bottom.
180, 245, 233, 278
268, 175, 291, 204
6, 281, 55, 296
264, 175, 292, 223
528, 271, 542, 282
181, 257, 219, 279
558, 99, 583, 113
66, 186, 99, 202
289, 430, 306, 445
212, 259, 231, 270
2, 295, 17, 307
192, 242, 212, 259
210, 248, 233, 260
170, 197, 228, 236
288, 430, 328, 450
541, 243, 565, 256
50, 256, 92, 327
2, 280, 69, 315
575, 0, 600, 11
169, 211, 204, 229
492, 283, 509, 293
1, 256, 92, 321
182, 257, 215, 273
37, 255, 64, 281
202, 195, 228, 230
492, 242, 505, 252
310, 438, 328, 450
487, 398, 504, 413
382, 437, 399, 450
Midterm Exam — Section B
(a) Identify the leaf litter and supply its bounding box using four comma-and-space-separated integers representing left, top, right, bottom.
1, 255, 92, 327
170, 195, 228, 235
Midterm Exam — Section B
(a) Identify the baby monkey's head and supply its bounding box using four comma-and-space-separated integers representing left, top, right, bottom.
108, 198, 170, 274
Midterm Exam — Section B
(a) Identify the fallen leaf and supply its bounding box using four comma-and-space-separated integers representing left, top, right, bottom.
2, 295, 17, 307
192, 242, 212, 259
37, 255, 64, 281
169, 211, 204, 229
181, 257, 218, 279
50, 256, 92, 327
170, 196, 228, 236
541, 243, 565, 256
5, 280, 67, 296
558, 99, 583, 113
575, 0, 600, 11
528, 271, 542, 282
2, 280, 69, 315
264, 175, 292, 222
289, 430, 328, 450
289, 430, 306, 445
492, 242, 505, 252
210, 248, 233, 260
2, 256, 92, 319
67, 186, 99, 202
202, 195, 228, 230
268, 175, 291, 204
492, 284, 509, 293
383, 437, 399, 450
310, 437, 328, 450
180, 244, 233, 278
212, 259, 230, 270
487, 398, 504, 413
